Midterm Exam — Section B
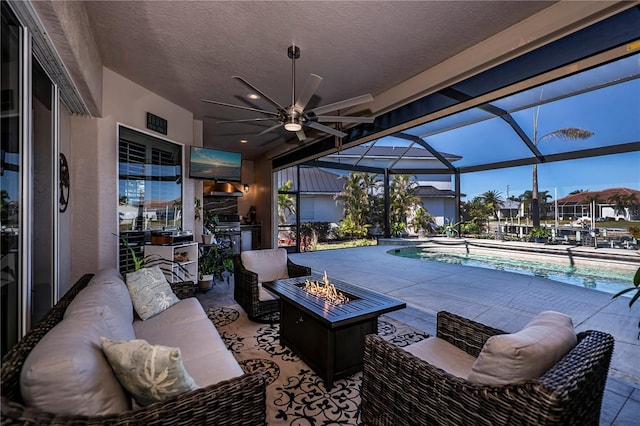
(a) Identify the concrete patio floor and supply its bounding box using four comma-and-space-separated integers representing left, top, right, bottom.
287, 244, 640, 425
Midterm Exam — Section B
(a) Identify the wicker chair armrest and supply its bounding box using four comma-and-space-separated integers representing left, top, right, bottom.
533, 330, 614, 424
170, 280, 195, 299
286, 259, 311, 278
2, 373, 266, 426
233, 254, 259, 283
436, 311, 505, 358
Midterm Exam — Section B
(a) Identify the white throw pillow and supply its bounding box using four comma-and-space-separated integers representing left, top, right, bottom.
125, 266, 179, 320
100, 337, 198, 406
467, 311, 577, 385
241, 248, 289, 282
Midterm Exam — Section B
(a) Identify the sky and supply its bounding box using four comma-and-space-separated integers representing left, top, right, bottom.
460, 151, 640, 201
407, 54, 640, 201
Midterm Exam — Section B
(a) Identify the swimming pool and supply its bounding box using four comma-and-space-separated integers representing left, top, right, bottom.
392, 245, 636, 296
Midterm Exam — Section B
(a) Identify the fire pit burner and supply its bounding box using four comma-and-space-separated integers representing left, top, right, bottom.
295, 271, 357, 305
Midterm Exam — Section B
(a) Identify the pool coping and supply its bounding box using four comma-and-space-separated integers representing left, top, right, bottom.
380, 237, 640, 265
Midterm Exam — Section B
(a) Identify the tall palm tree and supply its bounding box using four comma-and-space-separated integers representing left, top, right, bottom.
530, 104, 594, 227
481, 190, 504, 219
519, 189, 551, 221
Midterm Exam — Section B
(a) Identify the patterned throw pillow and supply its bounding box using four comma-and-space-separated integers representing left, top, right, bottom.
125, 266, 180, 320
100, 337, 198, 406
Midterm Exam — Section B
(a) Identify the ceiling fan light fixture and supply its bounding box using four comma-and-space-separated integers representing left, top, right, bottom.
283, 117, 302, 132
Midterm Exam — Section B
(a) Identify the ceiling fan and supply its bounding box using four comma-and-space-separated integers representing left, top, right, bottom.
202, 45, 374, 142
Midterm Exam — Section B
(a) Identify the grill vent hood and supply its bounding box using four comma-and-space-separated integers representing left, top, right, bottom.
204, 182, 244, 197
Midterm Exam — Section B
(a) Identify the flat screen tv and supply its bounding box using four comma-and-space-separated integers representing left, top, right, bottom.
189, 146, 241, 182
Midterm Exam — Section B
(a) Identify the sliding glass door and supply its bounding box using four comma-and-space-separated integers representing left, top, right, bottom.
1, 2, 58, 357
1, 2, 23, 358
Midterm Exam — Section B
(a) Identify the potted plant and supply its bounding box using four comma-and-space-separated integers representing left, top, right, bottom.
198, 248, 216, 291
202, 210, 218, 244
441, 218, 460, 238
530, 226, 551, 243
199, 242, 234, 290
118, 235, 188, 281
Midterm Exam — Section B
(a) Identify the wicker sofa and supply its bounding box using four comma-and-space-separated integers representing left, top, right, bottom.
1, 269, 266, 425
362, 311, 614, 426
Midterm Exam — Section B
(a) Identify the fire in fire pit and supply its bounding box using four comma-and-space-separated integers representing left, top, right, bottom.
302, 271, 350, 305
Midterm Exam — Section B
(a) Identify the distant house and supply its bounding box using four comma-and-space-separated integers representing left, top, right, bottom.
554, 187, 640, 221
278, 165, 458, 226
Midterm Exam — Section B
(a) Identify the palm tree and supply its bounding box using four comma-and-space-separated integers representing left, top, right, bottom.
608, 192, 639, 220
569, 189, 588, 195
481, 190, 504, 219
277, 181, 296, 225
334, 172, 380, 238
530, 104, 594, 227
389, 174, 420, 229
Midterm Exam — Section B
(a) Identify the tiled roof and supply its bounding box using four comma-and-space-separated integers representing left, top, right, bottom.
416, 185, 456, 198
278, 167, 345, 193
555, 187, 640, 204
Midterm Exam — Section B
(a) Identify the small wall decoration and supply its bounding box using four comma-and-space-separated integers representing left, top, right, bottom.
59, 153, 70, 212
146, 112, 168, 135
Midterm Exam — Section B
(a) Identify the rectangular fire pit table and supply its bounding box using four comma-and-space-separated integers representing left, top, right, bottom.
263, 274, 406, 389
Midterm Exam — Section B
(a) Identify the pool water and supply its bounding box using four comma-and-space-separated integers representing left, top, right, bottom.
393, 248, 635, 296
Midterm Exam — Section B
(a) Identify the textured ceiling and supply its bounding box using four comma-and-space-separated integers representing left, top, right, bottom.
83, 1, 555, 160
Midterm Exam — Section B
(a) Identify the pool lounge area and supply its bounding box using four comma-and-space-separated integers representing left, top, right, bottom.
287, 244, 640, 425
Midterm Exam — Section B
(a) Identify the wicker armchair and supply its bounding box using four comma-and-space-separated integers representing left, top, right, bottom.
233, 251, 311, 322
1, 274, 266, 426
362, 311, 614, 426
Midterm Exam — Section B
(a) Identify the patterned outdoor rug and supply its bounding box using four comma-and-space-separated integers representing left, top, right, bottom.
206, 305, 429, 425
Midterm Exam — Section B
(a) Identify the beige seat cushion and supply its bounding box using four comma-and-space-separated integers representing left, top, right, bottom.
258, 283, 278, 301
20, 308, 130, 416
405, 336, 476, 378
134, 298, 243, 386
467, 311, 577, 385
241, 248, 289, 282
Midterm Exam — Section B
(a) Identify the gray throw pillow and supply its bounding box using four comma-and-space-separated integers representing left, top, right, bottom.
125, 266, 179, 320
100, 337, 198, 406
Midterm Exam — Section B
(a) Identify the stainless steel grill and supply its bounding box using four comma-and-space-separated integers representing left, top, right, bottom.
213, 215, 241, 254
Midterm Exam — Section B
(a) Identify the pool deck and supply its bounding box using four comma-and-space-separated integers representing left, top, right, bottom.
288, 241, 640, 425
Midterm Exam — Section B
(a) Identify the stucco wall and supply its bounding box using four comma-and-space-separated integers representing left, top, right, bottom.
70, 68, 198, 280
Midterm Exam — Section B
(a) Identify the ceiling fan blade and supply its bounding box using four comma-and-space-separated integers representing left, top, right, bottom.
316, 115, 375, 124
232, 76, 287, 113
215, 117, 277, 124
202, 99, 279, 116
307, 121, 347, 138
258, 123, 283, 136
296, 129, 307, 141
294, 74, 322, 111
308, 93, 374, 116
